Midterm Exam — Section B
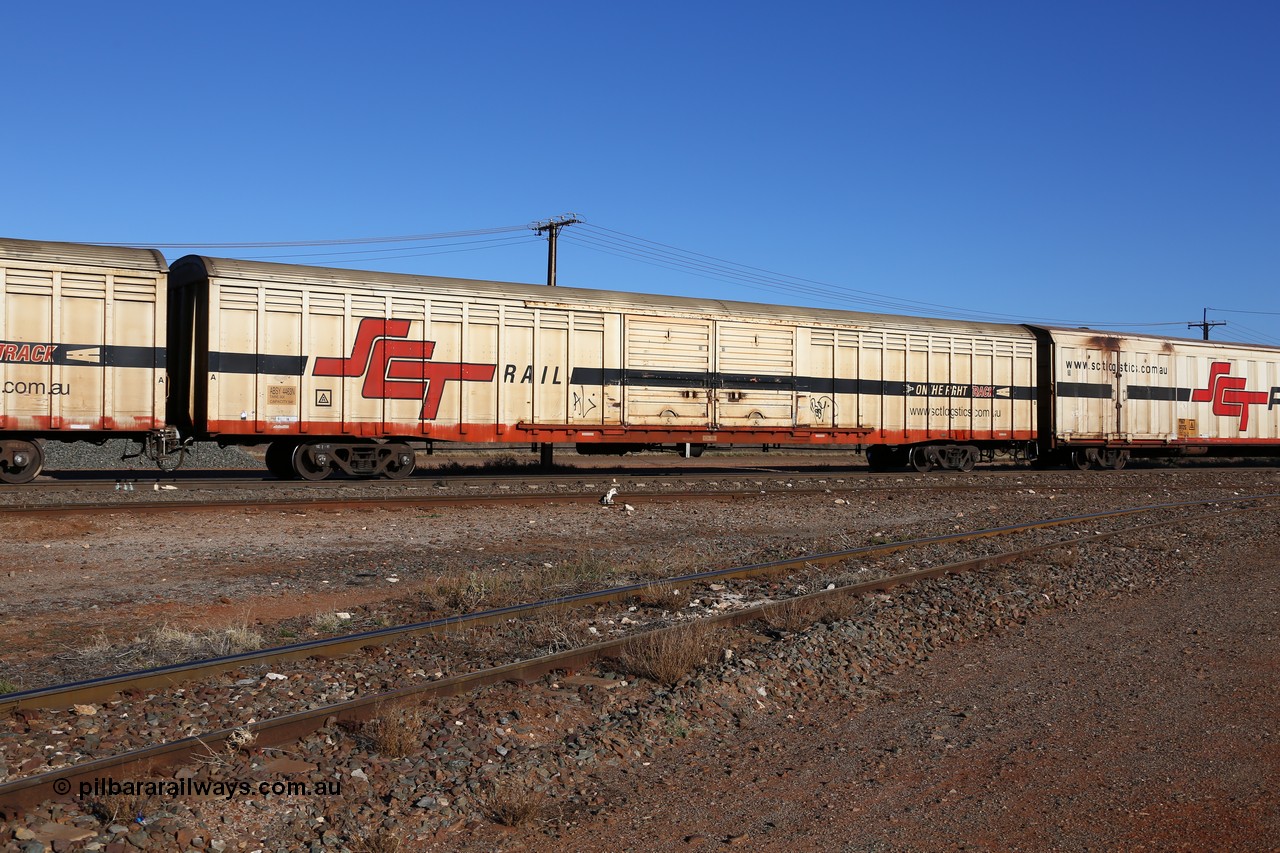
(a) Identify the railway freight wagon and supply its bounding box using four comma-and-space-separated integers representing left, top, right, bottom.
1035, 326, 1280, 469
166, 255, 1040, 479
0, 238, 183, 482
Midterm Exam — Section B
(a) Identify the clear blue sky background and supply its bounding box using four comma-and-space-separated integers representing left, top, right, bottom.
4, 2, 1277, 344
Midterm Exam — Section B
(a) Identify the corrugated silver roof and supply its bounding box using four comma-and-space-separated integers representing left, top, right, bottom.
0, 237, 167, 272
175, 254, 1032, 338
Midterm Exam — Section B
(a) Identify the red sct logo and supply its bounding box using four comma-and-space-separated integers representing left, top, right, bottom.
1190, 361, 1270, 431
313, 318, 497, 419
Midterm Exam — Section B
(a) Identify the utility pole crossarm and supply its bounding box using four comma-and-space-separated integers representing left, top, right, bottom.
531, 214, 582, 286
1188, 308, 1226, 341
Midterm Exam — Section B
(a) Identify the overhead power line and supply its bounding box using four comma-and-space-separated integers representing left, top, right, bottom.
565, 224, 1190, 331
564, 225, 1008, 321
1208, 306, 1280, 316
81, 220, 1270, 340
241, 234, 538, 263
1218, 321, 1280, 347
91, 226, 529, 249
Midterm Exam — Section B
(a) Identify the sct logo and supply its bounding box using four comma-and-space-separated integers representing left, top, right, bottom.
314, 318, 496, 419
1190, 361, 1272, 431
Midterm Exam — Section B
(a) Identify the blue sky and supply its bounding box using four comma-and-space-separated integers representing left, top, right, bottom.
4, 2, 1278, 344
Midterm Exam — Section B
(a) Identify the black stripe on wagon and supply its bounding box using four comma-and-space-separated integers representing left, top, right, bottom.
1057, 382, 1113, 399
0, 342, 165, 368
796, 377, 891, 396
572, 368, 1034, 400
209, 351, 310, 376
1125, 385, 1192, 402
103, 345, 165, 369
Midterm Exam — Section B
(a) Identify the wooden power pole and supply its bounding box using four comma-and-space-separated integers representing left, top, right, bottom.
532, 214, 582, 286
530, 215, 582, 466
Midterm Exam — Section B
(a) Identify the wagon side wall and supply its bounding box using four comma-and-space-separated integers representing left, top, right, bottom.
1044, 327, 1280, 449
181, 270, 604, 443
0, 239, 166, 437
175, 254, 1040, 450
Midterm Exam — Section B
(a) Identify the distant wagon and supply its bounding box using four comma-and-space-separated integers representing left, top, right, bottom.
0, 240, 175, 482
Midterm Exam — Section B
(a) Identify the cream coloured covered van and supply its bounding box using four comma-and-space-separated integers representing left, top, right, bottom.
0, 237, 173, 482
167, 254, 1039, 478
1041, 326, 1280, 468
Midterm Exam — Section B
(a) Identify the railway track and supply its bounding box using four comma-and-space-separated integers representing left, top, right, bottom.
0, 488, 780, 518
2, 492, 1273, 817
1, 464, 1256, 516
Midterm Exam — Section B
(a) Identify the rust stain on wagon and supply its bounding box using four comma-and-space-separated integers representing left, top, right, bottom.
1086, 336, 1123, 353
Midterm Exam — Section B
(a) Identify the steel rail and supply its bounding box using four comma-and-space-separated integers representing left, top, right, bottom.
4, 466, 1256, 513
2, 495, 1272, 818
5, 494, 1273, 715
0, 488, 785, 518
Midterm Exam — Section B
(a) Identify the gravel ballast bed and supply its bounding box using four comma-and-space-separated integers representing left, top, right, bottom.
2, 487, 1275, 850
0, 500, 1229, 779
39, 440, 262, 472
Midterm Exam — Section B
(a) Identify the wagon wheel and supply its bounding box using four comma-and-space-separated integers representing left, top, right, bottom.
0, 440, 44, 484
910, 447, 934, 473
958, 446, 978, 473
383, 445, 416, 480
265, 442, 298, 480
1069, 450, 1093, 471
1097, 449, 1128, 470
292, 444, 332, 481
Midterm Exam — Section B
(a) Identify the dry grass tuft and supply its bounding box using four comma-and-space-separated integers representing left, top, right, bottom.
89, 790, 157, 825
349, 830, 404, 853
429, 554, 626, 615
359, 701, 429, 758
764, 594, 851, 633
143, 622, 265, 660
496, 611, 579, 656
310, 610, 349, 634
78, 622, 265, 670
534, 552, 612, 593
485, 776, 546, 827
628, 580, 688, 610
78, 632, 115, 659
193, 725, 257, 773
616, 621, 721, 686
429, 571, 516, 613
228, 725, 257, 751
